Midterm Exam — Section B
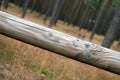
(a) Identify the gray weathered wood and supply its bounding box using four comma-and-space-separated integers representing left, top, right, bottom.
0, 11, 120, 75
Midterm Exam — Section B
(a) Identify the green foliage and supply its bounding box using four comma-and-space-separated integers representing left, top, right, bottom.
90, 0, 102, 11
111, 0, 120, 14
113, 0, 120, 7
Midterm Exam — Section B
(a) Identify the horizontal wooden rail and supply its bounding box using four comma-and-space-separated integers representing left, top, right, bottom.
0, 11, 120, 75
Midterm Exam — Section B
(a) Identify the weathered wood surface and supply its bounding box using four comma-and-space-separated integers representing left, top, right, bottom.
0, 11, 120, 75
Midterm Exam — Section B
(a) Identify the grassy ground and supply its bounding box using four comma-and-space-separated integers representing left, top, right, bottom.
0, 3, 120, 80
0, 40, 49, 80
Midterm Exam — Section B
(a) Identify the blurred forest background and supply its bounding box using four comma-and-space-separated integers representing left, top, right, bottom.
0, 0, 120, 80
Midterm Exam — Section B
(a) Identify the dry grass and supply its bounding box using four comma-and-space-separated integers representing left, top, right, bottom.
0, 38, 49, 80
0, 3, 120, 80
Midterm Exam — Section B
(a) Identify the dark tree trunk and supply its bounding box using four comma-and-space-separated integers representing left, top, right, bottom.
30, 0, 36, 13
43, 0, 54, 24
98, 0, 113, 35
98, 10, 111, 34
18, 0, 23, 7
37, 0, 49, 17
63, 0, 74, 24
35, 0, 43, 14
79, 1, 91, 30
90, 0, 108, 40
0, 0, 3, 9
66, 0, 80, 26
76, 3, 85, 26
4, 0, 9, 9
40, 0, 49, 15
21, 0, 29, 18
71, 1, 81, 25
48, 0, 65, 28
102, 5, 120, 48
13, 0, 18, 5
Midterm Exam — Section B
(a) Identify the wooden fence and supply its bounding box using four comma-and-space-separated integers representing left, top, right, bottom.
0, 11, 120, 75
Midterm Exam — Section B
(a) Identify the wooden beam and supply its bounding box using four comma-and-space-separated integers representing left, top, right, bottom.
0, 11, 120, 75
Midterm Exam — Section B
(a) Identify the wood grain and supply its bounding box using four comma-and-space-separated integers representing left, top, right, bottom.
0, 11, 120, 75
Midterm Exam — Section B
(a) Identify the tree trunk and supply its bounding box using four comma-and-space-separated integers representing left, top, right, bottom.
13, 0, 18, 5
48, 0, 65, 28
4, 0, 9, 9
102, 5, 120, 48
90, 0, 108, 40
21, 0, 29, 18
76, 3, 85, 26
66, 0, 80, 26
79, 0, 91, 30
40, 0, 49, 15
35, 0, 43, 15
37, 0, 48, 17
0, 0, 3, 9
18, 0, 23, 8
43, 0, 54, 24
98, 0, 113, 35
71, 1, 82, 25
30, 0, 36, 13
63, 0, 74, 24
